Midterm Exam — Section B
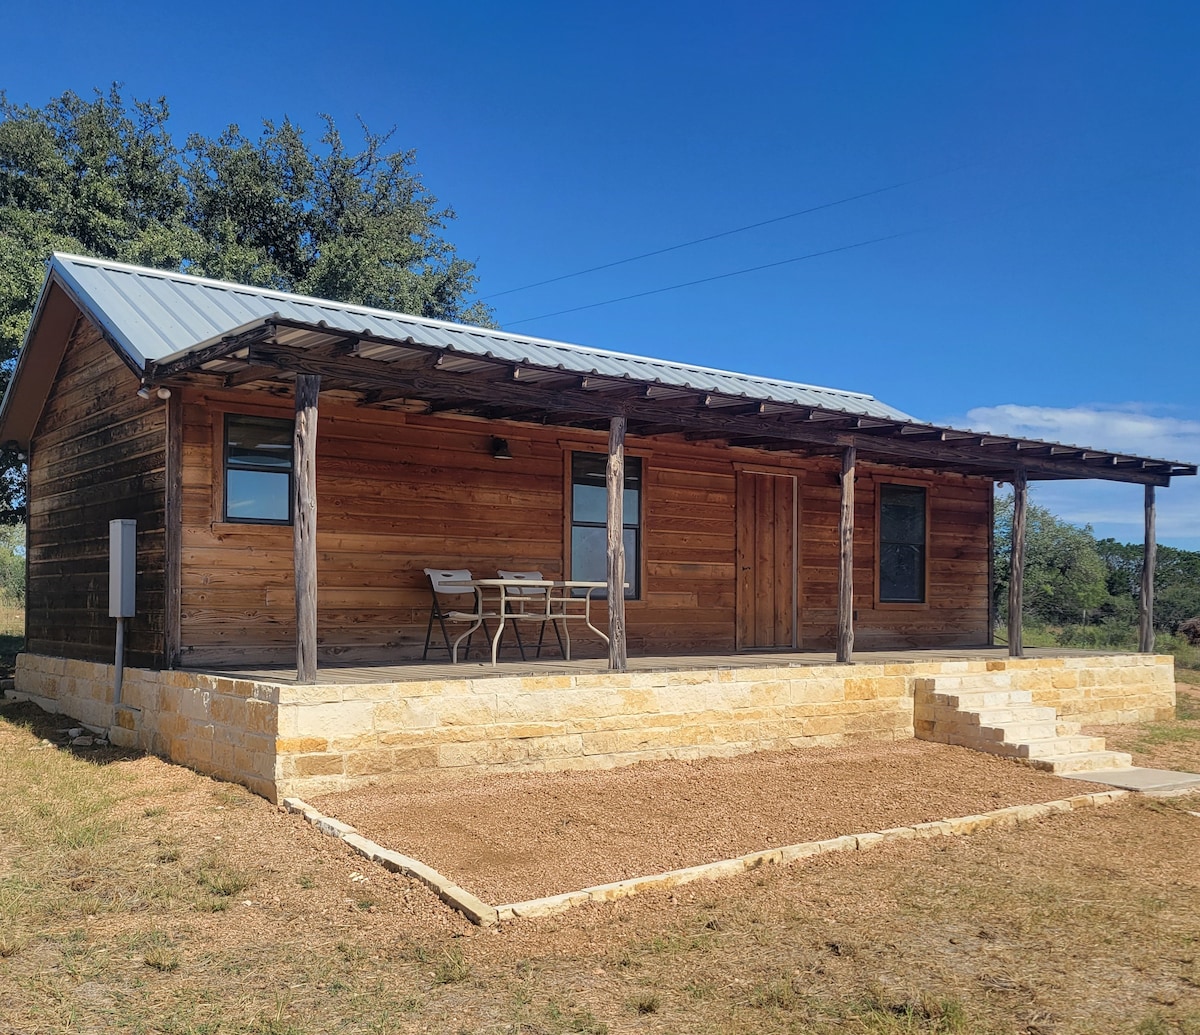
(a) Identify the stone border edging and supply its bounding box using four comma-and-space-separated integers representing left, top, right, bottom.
283, 790, 1128, 927
281, 797, 499, 927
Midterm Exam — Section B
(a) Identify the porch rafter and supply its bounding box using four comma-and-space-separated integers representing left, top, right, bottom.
141, 321, 1193, 488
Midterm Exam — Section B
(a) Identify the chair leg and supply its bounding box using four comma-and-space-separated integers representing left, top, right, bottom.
550, 620, 566, 659
437, 613, 455, 658
511, 618, 528, 662
422, 605, 437, 660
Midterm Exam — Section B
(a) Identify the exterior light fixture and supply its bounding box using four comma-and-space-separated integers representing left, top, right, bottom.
491, 437, 513, 460
136, 387, 151, 399
156, 387, 172, 400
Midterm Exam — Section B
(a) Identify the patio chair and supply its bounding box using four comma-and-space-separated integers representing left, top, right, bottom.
422, 568, 496, 662
497, 569, 568, 660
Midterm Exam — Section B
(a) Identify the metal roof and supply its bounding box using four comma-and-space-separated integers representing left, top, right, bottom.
0, 253, 1192, 486
48, 253, 914, 422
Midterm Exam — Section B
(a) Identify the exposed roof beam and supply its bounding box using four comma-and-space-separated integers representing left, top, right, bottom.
154, 335, 1183, 486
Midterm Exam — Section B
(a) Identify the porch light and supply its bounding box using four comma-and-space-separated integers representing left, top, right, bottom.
136, 386, 151, 399
491, 437, 513, 460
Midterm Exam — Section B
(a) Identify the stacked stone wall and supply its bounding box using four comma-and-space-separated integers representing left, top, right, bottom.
1002, 654, 1175, 724
9, 651, 1177, 802
275, 665, 915, 799
12, 654, 281, 799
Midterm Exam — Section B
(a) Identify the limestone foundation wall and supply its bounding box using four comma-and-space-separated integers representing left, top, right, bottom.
11, 655, 280, 799
9, 651, 1176, 801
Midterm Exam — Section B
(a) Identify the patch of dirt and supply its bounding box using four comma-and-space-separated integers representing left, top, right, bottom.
311, 739, 1107, 903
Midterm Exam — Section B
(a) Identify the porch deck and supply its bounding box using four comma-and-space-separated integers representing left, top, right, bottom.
188, 644, 1129, 685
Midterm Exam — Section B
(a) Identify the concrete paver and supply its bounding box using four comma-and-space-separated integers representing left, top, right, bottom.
1060, 766, 1200, 796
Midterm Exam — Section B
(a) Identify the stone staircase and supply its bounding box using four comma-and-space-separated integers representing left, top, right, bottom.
914, 672, 1132, 774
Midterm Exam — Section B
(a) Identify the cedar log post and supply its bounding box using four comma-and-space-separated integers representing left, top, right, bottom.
1139, 484, 1156, 653
164, 393, 183, 668
294, 374, 321, 683
836, 444, 855, 664
1008, 468, 1027, 658
606, 414, 628, 672
986, 479, 996, 647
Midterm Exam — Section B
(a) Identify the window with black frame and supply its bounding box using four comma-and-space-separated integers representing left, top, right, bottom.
224, 415, 294, 523
878, 483, 926, 603
570, 452, 641, 598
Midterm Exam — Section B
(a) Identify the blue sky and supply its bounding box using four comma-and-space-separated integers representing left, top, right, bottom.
6, 1, 1199, 545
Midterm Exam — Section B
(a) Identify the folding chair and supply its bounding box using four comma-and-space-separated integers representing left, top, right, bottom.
497, 569, 569, 660
422, 568, 496, 662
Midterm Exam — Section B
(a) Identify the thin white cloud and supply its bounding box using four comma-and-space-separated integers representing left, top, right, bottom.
942, 404, 1200, 549
960, 403, 1200, 464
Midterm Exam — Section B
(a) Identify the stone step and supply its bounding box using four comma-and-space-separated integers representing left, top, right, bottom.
973, 721, 1060, 743
920, 703, 1053, 725
925, 675, 1014, 691
1027, 750, 1134, 775
932, 689, 1034, 709
965, 705, 1058, 726
1004, 736, 1110, 759
1057, 720, 1082, 737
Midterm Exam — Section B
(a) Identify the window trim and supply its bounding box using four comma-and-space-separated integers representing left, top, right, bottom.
222, 413, 295, 525
874, 477, 931, 609
565, 449, 644, 601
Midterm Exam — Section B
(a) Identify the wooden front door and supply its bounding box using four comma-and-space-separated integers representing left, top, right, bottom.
735, 470, 798, 650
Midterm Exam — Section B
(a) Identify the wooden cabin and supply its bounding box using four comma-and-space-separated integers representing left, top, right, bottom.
1, 254, 1194, 680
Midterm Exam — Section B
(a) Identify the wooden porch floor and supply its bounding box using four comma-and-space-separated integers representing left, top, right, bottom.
186, 645, 1133, 685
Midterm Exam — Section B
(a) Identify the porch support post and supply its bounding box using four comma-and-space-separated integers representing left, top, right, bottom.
164, 392, 183, 668
836, 444, 855, 664
1008, 467, 1027, 658
294, 374, 321, 683
1139, 484, 1156, 653
606, 414, 628, 672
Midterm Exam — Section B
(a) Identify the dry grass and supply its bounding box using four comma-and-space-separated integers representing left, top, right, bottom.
1, 698, 1199, 1034
0, 602, 22, 637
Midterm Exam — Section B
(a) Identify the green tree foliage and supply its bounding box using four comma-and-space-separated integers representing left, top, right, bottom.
1096, 538, 1200, 631
994, 492, 1110, 626
995, 491, 1200, 638
0, 521, 24, 605
0, 86, 494, 519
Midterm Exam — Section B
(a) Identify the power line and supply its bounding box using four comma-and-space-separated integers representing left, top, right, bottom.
504, 230, 917, 327
480, 177, 937, 301
502, 156, 1200, 329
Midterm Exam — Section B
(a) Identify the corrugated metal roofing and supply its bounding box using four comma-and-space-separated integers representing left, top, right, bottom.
50, 253, 914, 421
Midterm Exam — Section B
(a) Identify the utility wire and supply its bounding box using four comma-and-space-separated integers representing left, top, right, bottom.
503, 157, 1199, 328
480, 177, 938, 301
504, 230, 916, 326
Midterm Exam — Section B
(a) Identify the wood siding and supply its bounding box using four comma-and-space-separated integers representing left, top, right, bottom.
178, 386, 992, 666
27, 317, 168, 666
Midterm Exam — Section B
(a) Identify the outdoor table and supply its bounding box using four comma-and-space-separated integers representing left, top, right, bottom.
446, 579, 612, 666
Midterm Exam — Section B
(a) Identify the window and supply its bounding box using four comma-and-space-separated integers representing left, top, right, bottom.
570, 452, 641, 598
224, 415, 294, 523
878, 483, 926, 603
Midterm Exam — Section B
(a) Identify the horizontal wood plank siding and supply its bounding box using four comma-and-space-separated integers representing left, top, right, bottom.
27, 317, 167, 667
178, 388, 991, 665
